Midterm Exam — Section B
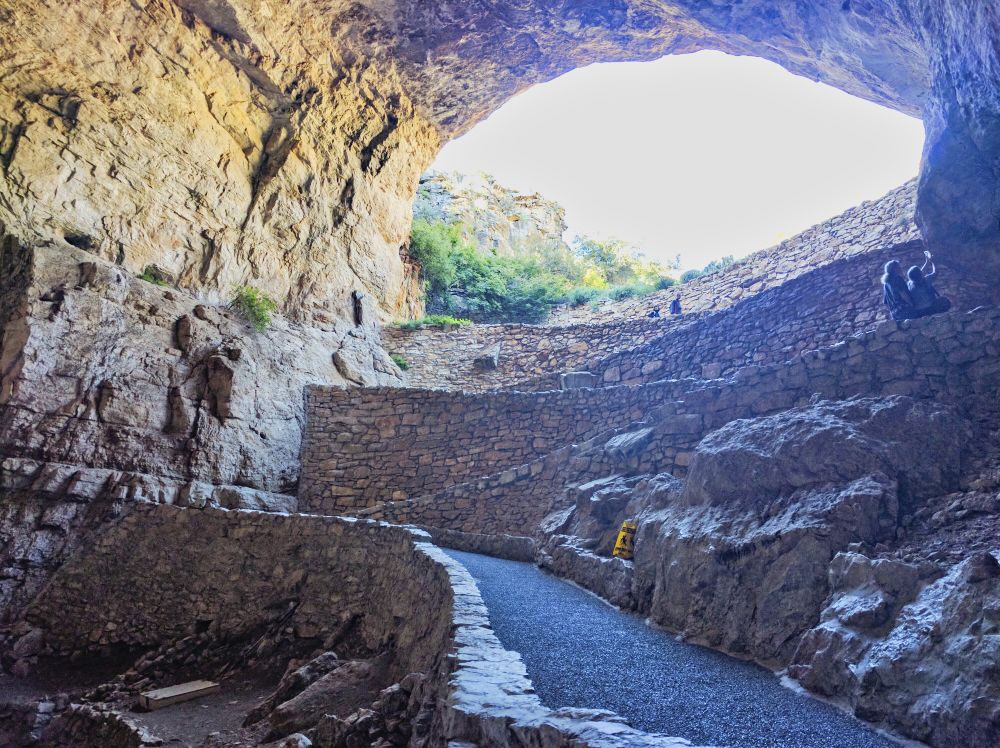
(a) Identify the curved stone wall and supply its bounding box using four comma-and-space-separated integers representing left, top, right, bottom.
8, 503, 696, 748
333, 306, 1000, 540
386, 182, 921, 392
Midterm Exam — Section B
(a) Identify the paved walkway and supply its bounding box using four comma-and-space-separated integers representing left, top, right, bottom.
447, 550, 902, 748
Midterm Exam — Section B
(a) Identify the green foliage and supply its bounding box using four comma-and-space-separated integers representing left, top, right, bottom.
408, 220, 461, 298
655, 276, 677, 290
138, 265, 169, 287
390, 353, 410, 370
567, 287, 602, 307
407, 219, 677, 323
680, 254, 737, 284
229, 285, 279, 332
702, 255, 736, 276
396, 315, 473, 330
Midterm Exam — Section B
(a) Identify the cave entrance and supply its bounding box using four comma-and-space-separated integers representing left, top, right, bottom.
427, 50, 924, 281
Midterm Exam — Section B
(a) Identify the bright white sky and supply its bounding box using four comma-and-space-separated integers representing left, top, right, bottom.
432, 50, 925, 272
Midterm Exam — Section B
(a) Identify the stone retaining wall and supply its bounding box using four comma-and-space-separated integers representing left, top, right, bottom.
551, 241, 991, 390
384, 316, 673, 390
345, 307, 1000, 538
11, 504, 694, 748
386, 182, 922, 392
18, 506, 453, 681
299, 382, 676, 512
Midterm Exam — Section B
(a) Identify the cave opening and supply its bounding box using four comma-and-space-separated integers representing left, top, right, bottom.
428, 50, 925, 277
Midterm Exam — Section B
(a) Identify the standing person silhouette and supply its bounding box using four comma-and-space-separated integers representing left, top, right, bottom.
669, 295, 682, 315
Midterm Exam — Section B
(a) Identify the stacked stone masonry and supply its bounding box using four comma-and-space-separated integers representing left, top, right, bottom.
309, 306, 1000, 537
11, 503, 695, 748
301, 382, 672, 511
389, 181, 927, 392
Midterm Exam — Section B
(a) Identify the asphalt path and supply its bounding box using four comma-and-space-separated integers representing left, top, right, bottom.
446, 549, 901, 748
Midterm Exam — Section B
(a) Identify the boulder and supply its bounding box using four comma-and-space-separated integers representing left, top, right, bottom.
266, 657, 391, 739
684, 396, 967, 508
791, 553, 1000, 747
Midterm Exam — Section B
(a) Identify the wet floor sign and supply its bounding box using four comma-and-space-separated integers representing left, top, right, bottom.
612, 520, 638, 560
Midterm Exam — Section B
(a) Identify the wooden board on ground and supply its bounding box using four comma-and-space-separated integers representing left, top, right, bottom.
138, 680, 220, 711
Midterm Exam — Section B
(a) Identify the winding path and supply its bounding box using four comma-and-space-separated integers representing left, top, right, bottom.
446, 549, 901, 748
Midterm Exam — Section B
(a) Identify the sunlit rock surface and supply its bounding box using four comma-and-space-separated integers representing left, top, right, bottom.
413, 170, 569, 257
1, 0, 997, 326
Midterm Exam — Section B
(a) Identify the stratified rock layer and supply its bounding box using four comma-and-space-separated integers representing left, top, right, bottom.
0, 232, 402, 619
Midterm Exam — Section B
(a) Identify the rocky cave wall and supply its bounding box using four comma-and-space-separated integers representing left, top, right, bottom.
1, 0, 998, 327
0, 235, 403, 621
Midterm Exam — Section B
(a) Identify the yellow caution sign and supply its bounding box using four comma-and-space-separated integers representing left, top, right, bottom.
612, 520, 638, 560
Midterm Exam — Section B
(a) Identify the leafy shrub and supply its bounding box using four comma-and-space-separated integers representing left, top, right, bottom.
138, 265, 169, 287
655, 276, 677, 290
680, 255, 737, 284
390, 353, 410, 370
229, 285, 279, 332
397, 315, 472, 330
608, 282, 658, 301
567, 287, 601, 307
702, 255, 736, 276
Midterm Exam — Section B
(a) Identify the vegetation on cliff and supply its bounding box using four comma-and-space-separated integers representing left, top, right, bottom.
408, 219, 676, 323
229, 285, 279, 332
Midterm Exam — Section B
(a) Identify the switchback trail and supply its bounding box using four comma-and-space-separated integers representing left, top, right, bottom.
446, 549, 901, 748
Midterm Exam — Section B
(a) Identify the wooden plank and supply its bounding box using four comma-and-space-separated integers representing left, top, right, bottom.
138, 679, 220, 711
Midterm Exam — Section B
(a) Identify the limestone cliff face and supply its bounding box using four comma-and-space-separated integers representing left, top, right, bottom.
413, 171, 569, 257
0, 0, 436, 324
0, 232, 403, 617
1, 0, 997, 328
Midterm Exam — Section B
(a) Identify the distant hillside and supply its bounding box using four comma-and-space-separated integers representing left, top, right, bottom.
413, 171, 569, 257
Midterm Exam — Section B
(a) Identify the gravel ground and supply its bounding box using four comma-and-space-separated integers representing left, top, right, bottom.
446, 549, 903, 748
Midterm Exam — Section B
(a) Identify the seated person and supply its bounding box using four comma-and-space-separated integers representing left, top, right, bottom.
882, 259, 915, 320
907, 251, 951, 317
647, 307, 661, 318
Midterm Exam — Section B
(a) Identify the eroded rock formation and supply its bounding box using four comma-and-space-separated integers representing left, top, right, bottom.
0, 233, 402, 618
1, 0, 998, 326
413, 170, 569, 257
3, 1, 1000, 746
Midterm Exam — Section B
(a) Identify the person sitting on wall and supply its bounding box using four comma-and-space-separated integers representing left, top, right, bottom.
882, 259, 916, 320
647, 307, 661, 318
669, 295, 682, 315
907, 251, 951, 317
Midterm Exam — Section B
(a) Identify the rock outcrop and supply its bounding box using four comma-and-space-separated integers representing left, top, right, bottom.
0, 232, 402, 620
413, 170, 569, 257
790, 551, 1000, 748
1, 0, 998, 326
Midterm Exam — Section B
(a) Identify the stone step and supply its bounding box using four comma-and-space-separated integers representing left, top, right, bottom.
138, 680, 220, 711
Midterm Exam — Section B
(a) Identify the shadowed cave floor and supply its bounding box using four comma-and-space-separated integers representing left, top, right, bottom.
446, 549, 910, 748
